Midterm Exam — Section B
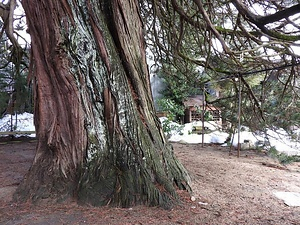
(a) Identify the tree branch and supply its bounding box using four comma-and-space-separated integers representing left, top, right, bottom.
257, 4, 300, 26
192, 0, 232, 55
0, 0, 20, 48
231, 0, 300, 41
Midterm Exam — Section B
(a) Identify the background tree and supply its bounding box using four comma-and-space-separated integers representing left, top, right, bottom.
0, 0, 32, 117
0, 32, 13, 115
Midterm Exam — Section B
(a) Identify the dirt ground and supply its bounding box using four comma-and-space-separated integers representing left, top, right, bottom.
1, 138, 300, 225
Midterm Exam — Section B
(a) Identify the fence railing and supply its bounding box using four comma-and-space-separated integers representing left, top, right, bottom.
0, 131, 35, 136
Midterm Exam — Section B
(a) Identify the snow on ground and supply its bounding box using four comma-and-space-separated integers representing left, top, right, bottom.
0, 113, 35, 137
273, 192, 300, 206
161, 117, 228, 144
0, 113, 300, 156
266, 129, 300, 156
160, 117, 300, 156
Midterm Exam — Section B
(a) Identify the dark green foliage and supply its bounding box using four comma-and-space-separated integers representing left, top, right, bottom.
157, 98, 185, 120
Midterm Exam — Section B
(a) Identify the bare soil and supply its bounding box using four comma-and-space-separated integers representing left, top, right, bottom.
1, 138, 300, 225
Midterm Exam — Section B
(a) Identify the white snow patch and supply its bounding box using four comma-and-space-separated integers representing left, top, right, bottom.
0, 113, 35, 137
273, 192, 300, 206
159, 117, 300, 156
267, 129, 300, 156
162, 118, 228, 144
231, 131, 264, 147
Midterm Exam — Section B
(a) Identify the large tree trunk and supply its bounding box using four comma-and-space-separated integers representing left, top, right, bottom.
15, 0, 191, 208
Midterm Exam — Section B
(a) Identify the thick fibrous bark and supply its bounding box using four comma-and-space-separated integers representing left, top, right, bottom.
15, 0, 191, 208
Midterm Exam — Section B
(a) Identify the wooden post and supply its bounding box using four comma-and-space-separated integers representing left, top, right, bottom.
237, 75, 241, 158
202, 86, 205, 148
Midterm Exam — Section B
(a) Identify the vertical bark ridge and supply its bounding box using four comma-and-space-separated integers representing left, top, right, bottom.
106, 0, 160, 142
15, 0, 87, 202
87, 0, 111, 75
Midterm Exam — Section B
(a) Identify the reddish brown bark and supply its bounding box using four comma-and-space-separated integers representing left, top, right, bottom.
15, 0, 87, 201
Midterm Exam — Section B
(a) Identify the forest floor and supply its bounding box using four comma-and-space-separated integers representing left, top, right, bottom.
0, 137, 300, 225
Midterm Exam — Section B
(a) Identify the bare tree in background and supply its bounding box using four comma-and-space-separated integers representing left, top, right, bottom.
0, 0, 31, 116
